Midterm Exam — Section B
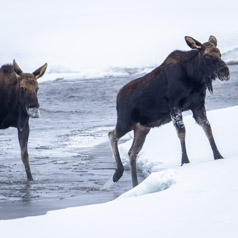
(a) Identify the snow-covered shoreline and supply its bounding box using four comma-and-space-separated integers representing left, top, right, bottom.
39, 66, 153, 83
1, 106, 238, 238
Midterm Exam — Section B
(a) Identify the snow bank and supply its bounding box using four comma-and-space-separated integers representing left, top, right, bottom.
119, 106, 238, 176
223, 47, 238, 65
1, 106, 238, 238
119, 169, 176, 198
40, 66, 152, 83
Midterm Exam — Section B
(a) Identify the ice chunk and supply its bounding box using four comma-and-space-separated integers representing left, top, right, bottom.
101, 176, 115, 191
119, 169, 176, 198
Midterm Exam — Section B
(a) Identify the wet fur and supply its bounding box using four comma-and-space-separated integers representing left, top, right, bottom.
109, 36, 230, 187
116, 50, 206, 132
0, 61, 47, 180
0, 64, 21, 129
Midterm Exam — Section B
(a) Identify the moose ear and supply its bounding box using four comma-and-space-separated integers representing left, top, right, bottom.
33, 63, 48, 79
13, 59, 23, 76
185, 36, 203, 50
208, 35, 217, 47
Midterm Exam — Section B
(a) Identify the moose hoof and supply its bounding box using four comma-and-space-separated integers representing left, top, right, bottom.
181, 155, 190, 166
113, 169, 124, 182
27, 174, 34, 181
214, 151, 224, 160
214, 156, 224, 160
27, 177, 34, 182
181, 160, 190, 166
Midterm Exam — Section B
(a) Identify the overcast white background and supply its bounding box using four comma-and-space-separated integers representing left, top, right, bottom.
0, 0, 238, 72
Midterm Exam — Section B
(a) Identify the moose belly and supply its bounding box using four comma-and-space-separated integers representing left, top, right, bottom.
179, 90, 206, 111
0, 119, 16, 129
132, 108, 171, 128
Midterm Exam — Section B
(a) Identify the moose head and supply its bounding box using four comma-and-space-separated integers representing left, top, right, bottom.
185, 35, 230, 84
13, 60, 47, 118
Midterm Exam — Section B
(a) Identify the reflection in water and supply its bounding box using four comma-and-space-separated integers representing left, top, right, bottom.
20, 182, 31, 203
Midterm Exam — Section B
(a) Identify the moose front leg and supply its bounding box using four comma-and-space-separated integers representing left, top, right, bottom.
18, 124, 33, 181
170, 107, 190, 165
192, 106, 223, 160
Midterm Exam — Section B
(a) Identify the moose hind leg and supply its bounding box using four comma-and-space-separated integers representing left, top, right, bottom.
192, 106, 223, 160
108, 128, 127, 183
170, 107, 190, 165
129, 124, 150, 187
18, 124, 33, 181
128, 136, 136, 157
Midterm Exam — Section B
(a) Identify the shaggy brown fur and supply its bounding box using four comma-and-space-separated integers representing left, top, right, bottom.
0, 60, 47, 180
109, 36, 230, 187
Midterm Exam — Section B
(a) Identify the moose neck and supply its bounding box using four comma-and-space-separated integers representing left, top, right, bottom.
17, 107, 29, 131
15, 82, 29, 130
185, 52, 213, 92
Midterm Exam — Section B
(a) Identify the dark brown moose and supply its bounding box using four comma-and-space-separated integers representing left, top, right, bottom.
109, 36, 230, 187
0, 60, 47, 180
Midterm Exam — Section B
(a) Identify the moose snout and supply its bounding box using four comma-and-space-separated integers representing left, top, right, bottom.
26, 107, 40, 118
218, 66, 230, 81
26, 94, 40, 118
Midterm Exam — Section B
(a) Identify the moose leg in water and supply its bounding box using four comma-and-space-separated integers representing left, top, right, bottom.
170, 107, 190, 165
18, 119, 33, 181
192, 104, 223, 160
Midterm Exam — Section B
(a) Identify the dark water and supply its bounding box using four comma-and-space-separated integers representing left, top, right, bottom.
0, 65, 238, 220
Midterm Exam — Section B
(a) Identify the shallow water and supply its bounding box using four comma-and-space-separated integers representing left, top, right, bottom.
0, 65, 237, 220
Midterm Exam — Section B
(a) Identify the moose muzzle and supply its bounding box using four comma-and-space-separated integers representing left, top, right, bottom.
218, 66, 230, 81
27, 107, 40, 118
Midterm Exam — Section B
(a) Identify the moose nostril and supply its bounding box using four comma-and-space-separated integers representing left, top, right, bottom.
20, 87, 26, 93
223, 68, 229, 76
28, 103, 35, 108
218, 67, 230, 81
28, 103, 39, 108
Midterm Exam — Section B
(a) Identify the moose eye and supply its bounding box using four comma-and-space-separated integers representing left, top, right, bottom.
212, 57, 219, 63
20, 87, 26, 93
204, 54, 211, 60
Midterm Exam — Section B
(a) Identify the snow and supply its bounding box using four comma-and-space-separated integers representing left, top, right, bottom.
1, 106, 238, 238
119, 106, 238, 175
40, 66, 152, 83
1, 1, 238, 236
